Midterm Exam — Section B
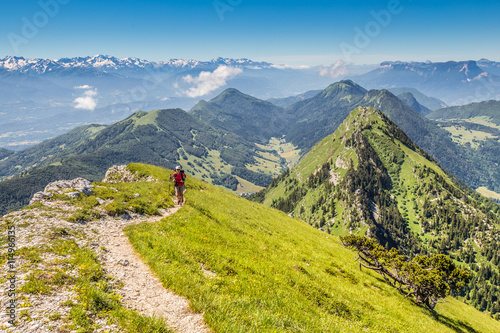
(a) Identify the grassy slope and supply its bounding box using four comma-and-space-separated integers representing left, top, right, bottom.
427, 100, 500, 126
0, 108, 287, 215
426, 102, 500, 194
125, 164, 500, 333
477, 187, 500, 201
0, 124, 107, 180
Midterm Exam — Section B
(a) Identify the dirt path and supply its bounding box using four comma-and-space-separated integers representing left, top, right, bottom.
98, 205, 211, 333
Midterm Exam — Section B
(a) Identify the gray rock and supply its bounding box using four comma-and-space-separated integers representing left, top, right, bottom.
134, 193, 141, 198
118, 259, 130, 266
29, 178, 94, 205
80, 187, 93, 196
45, 177, 94, 194
96, 198, 105, 205
103, 165, 158, 183
65, 192, 80, 200
29, 191, 52, 205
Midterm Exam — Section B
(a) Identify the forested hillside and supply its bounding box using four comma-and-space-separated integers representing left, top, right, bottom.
253, 107, 500, 316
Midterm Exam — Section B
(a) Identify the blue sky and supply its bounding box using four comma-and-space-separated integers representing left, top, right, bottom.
1, 0, 499, 65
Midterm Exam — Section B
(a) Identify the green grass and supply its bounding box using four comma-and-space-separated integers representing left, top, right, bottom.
73, 163, 176, 216
5, 166, 176, 332
18, 238, 174, 333
463, 116, 500, 130
126, 164, 500, 333
441, 125, 496, 148
476, 187, 500, 201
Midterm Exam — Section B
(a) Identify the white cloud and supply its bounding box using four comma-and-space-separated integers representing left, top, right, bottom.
74, 84, 93, 89
270, 64, 311, 70
318, 60, 350, 78
74, 87, 98, 111
182, 65, 243, 98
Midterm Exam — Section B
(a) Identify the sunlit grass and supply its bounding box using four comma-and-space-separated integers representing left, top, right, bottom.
126, 163, 500, 333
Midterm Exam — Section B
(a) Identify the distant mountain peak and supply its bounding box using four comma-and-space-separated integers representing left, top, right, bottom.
0, 55, 276, 74
322, 79, 368, 97
378, 59, 486, 79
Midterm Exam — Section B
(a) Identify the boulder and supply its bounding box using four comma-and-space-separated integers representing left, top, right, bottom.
29, 177, 94, 204
103, 165, 157, 183
44, 178, 94, 195
29, 192, 52, 205
65, 192, 80, 200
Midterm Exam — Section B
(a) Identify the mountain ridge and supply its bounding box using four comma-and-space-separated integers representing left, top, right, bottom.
3, 162, 499, 331
253, 106, 500, 315
190, 88, 288, 144
0, 55, 274, 75
0, 108, 285, 215
354, 60, 500, 104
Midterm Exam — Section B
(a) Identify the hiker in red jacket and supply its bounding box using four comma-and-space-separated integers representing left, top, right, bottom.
172, 166, 186, 206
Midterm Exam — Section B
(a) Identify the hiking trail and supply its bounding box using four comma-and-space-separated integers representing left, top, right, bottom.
98, 203, 211, 333
0, 198, 210, 333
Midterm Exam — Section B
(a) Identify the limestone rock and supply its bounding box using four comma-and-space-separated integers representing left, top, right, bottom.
29, 177, 93, 204
65, 192, 80, 199
103, 165, 157, 183
44, 177, 94, 194
29, 192, 52, 205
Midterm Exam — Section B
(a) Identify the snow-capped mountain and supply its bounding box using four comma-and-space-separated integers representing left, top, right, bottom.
0, 55, 274, 75
0, 55, 333, 150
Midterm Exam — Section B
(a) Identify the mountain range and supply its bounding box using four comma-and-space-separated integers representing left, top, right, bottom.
0, 55, 333, 149
3, 56, 500, 149
3, 163, 499, 331
0, 107, 285, 214
2, 79, 500, 214
353, 60, 500, 104
252, 106, 500, 315
0, 55, 274, 74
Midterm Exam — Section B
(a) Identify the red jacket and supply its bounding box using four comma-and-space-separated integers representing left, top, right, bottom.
173, 172, 185, 186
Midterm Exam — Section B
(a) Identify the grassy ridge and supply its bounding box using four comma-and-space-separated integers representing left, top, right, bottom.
252, 107, 500, 316
125, 164, 500, 332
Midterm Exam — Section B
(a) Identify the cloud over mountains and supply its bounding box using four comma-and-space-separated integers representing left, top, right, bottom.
182, 65, 243, 97
74, 85, 98, 111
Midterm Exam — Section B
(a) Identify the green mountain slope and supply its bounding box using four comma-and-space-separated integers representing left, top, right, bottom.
0, 108, 285, 215
5, 162, 499, 331
388, 87, 448, 111
285, 81, 499, 193
0, 124, 106, 180
190, 88, 289, 144
0, 147, 14, 160
253, 107, 500, 316
284, 80, 367, 149
267, 89, 322, 108
427, 100, 500, 195
397, 91, 433, 115
428, 100, 500, 125
118, 163, 500, 332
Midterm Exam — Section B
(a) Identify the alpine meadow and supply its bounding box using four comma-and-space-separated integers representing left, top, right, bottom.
2, 0, 500, 331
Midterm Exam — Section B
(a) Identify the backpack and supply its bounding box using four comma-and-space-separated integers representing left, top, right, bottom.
173, 172, 186, 186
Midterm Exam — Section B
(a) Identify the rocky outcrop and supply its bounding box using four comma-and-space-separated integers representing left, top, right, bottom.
29, 178, 94, 205
3, 172, 208, 332
103, 165, 157, 184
